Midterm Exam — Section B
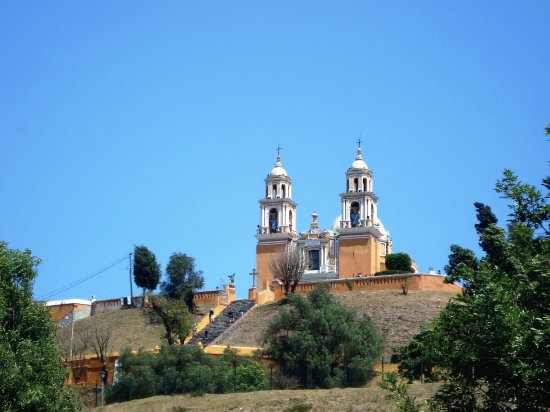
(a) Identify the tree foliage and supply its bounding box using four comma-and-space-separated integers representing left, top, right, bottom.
399, 164, 550, 410
262, 284, 382, 388
444, 244, 479, 282
0, 241, 78, 411
385, 253, 412, 272
473, 202, 498, 236
161, 252, 204, 311
108, 345, 266, 403
133, 245, 161, 292
144, 295, 194, 345
269, 247, 310, 295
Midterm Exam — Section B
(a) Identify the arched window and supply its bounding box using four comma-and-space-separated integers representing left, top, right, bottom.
269, 208, 278, 233
347, 179, 350, 193
354, 178, 358, 192
281, 184, 286, 198
266, 186, 269, 198
272, 184, 277, 199
350, 201, 360, 227
289, 210, 293, 232
363, 178, 367, 192
371, 204, 374, 221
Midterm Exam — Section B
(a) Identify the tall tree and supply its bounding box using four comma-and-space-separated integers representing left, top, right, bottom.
161, 252, 204, 312
0, 242, 78, 411
133, 245, 161, 293
401, 165, 550, 410
269, 247, 309, 295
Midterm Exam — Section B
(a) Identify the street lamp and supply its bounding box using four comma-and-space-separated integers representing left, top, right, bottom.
101, 365, 107, 406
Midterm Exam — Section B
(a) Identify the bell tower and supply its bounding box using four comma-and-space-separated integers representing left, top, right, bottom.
339, 143, 377, 229
258, 150, 297, 235
336, 141, 386, 277
255, 148, 297, 290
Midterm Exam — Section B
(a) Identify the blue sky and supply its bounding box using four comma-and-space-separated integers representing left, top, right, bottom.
1, 1, 548, 301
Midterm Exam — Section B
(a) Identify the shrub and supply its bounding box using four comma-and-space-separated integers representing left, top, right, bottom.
385, 253, 412, 272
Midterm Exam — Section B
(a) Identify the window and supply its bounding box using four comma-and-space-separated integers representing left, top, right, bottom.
272, 184, 277, 198
354, 178, 358, 192
363, 178, 367, 192
308, 250, 320, 270
281, 184, 286, 198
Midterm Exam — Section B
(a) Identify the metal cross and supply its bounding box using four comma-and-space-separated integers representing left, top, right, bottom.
356, 136, 362, 148
277, 144, 282, 156
249, 268, 258, 287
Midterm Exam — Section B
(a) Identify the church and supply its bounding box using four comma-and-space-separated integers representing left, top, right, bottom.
254, 145, 416, 292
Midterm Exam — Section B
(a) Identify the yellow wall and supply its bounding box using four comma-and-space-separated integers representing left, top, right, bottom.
256, 243, 287, 290
338, 236, 381, 277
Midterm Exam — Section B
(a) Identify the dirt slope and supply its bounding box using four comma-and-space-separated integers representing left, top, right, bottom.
220, 290, 458, 356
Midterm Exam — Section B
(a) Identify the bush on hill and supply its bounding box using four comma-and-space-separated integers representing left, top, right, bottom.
261, 284, 382, 389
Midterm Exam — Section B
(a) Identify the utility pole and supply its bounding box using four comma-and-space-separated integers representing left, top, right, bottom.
128, 252, 133, 305
69, 303, 75, 359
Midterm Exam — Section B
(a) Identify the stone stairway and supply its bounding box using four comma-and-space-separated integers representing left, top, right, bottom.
187, 299, 255, 347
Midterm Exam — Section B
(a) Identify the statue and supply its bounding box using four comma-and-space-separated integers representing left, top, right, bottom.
350, 205, 360, 227
269, 211, 278, 233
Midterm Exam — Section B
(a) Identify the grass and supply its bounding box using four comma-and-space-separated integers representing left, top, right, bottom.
91, 377, 440, 411
64, 307, 204, 355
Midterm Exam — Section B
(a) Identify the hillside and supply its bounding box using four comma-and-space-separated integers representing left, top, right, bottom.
220, 290, 458, 356
68, 308, 165, 354
63, 289, 459, 357
93, 377, 440, 411
62, 308, 204, 355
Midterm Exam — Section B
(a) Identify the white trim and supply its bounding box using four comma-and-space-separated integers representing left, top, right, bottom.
46, 299, 92, 306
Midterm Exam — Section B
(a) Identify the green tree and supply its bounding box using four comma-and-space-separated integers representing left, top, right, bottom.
402, 165, 550, 410
262, 284, 382, 388
444, 244, 479, 281
473, 202, 498, 236
220, 347, 267, 392
385, 253, 412, 272
144, 295, 194, 345
133, 245, 161, 293
0, 242, 78, 411
161, 252, 204, 312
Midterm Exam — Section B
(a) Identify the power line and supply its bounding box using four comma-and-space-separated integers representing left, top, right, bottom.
40, 254, 129, 301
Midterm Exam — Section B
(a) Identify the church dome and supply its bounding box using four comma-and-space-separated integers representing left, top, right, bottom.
350, 147, 368, 170
270, 156, 287, 177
